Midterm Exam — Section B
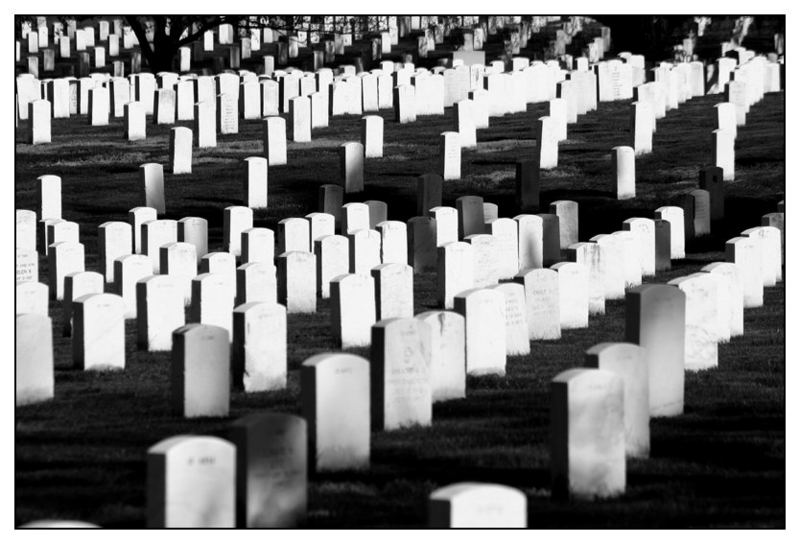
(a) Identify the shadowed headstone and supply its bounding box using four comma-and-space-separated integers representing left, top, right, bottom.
456, 196, 485, 239
230, 413, 307, 528
689, 189, 711, 237
417, 173, 443, 215
699, 166, 724, 221
171, 323, 230, 417
318, 184, 344, 229
584, 343, 649, 458
625, 284, 685, 416
407, 217, 437, 272
516, 159, 540, 212
538, 213, 561, 266
654, 219, 672, 272
549, 200, 578, 249
654, 206, 685, 259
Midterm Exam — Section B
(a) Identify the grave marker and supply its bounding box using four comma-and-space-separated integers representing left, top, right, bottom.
171, 324, 231, 417
551, 368, 625, 499
668, 273, 720, 371
177, 217, 208, 263
301, 353, 370, 471
428, 483, 527, 528
654, 206, 685, 259
516, 160, 540, 212
371, 318, 431, 430
612, 146, 635, 199
48, 241, 85, 301
454, 288, 506, 376
16, 282, 49, 317
416, 310, 466, 402
725, 237, 763, 308
340, 142, 364, 193
72, 293, 125, 370
232, 302, 287, 392
331, 274, 376, 348
146, 435, 235, 527
229, 413, 307, 527
169, 127, 192, 174
137, 275, 185, 351
16, 314, 54, 406
140, 163, 166, 214
372, 263, 414, 320
277, 251, 316, 314
625, 284, 685, 416
114, 254, 151, 318
584, 343, 649, 458
551, 261, 589, 329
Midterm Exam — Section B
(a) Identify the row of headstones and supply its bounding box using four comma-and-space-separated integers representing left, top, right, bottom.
18, 184, 782, 405
22, 51, 678, 153
22, 230, 786, 526
27, 230, 788, 528
15, 194, 784, 524
11, 186, 636, 393
21, 165, 785, 333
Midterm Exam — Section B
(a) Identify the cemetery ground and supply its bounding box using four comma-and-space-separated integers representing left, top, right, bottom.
15, 89, 784, 528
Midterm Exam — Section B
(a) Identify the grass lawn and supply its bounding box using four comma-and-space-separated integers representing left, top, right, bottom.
14, 83, 785, 528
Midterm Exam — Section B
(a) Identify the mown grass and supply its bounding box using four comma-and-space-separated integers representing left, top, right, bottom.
14, 76, 784, 527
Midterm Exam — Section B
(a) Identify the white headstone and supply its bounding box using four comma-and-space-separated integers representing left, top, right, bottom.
514, 267, 561, 341
454, 288, 506, 376
232, 302, 287, 392
146, 435, 235, 527
263, 116, 287, 166
371, 263, 414, 320
276, 251, 316, 314
428, 483, 527, 528
371, 318, 431, 430
72, 293, 125, 370
190, 273, 235, 338
584, 342, 649, 458
491, 282, 530, 356
169, 127, 192, 174
551, 262, 588, 329
668, 273, 720, 371
417, 310, 466, 402
137, 275, 185, 351
725, 237, 763, 308
48, 241, 85, 301
301, 353, 370, 471
16, 314, 54, 406
551, 368, 625, 499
